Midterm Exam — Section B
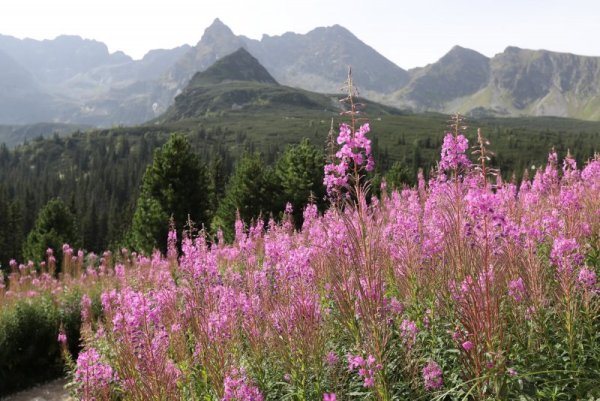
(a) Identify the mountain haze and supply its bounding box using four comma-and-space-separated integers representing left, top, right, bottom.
0, 35, 192, 126
2, 19, 600, 128
0, 48, 58, 124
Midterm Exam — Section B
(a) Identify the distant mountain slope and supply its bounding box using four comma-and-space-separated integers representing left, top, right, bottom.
0, 35, 192, 126
242, 24, 410, 94
187, 47, 277, 87
159, 48, 335, 123
0, 48, 59, 124
390, 46, 600, 120
0, 34, 130, 85
485, 47, 600, 119
395, 46, 491, 109
158, 47, 402, 123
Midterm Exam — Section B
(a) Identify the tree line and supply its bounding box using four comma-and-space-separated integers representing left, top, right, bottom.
0, 130, 336, 269
1, 115, 599, 269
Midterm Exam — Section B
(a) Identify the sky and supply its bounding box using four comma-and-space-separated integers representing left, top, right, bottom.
1, 0, 599, 69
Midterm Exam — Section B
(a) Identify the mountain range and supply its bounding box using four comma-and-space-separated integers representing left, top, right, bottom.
1, 18, 600, 126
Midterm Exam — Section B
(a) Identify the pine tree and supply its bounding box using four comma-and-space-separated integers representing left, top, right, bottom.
385, 161, 413, 189
128, 134, 210, 254
208, 155, 227, 215
0, 190, 23, 269
22, 198, 79, 266
212, 153, 277, 240
274, 139, 325, 225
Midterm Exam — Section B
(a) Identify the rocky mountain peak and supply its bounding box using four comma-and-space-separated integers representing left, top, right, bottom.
200, 18, 237, 45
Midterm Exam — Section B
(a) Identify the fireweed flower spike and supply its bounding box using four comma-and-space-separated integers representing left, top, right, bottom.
440, 132, 471, 172
324, 122, 374, 197
324, 68, 374, 199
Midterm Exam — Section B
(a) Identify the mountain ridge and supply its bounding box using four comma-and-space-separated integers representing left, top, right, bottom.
391, 45, 600, 120
2, 20, 600, 125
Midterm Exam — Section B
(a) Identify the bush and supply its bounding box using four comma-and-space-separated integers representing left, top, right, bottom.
0, 296, 63, 394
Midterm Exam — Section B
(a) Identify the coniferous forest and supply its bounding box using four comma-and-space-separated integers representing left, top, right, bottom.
1, 113, 600, 272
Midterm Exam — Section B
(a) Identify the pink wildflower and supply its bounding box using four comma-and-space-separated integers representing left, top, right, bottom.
326, 351, 339, 366
508, 278, 526, 302
423, 360, 443, 391
222, 368, 263, 401
439, 133, 470, 171
578, 268, 597, 289
462, 341, 474, 351
400, 319, 418, 348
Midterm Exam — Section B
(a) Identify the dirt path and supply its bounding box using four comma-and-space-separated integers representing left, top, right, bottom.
1, 379, 72, 401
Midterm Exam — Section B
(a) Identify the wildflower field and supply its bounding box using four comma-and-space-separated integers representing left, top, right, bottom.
3, 109, 600, 400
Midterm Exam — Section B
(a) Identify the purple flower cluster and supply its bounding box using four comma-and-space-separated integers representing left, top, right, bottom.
422, 360, 443, 391
75, 348, 115, 400
551, 237, 583, 274
324, 122, 374, 196
508, 277, 526, 302
222, 368, 263, 401
578, 268, 597, 290
57, 331, 67, 345
400, 319, 418, 348
347, 354, 382, 388
335, 123, 374, 171
80, 293, 92, 323
439, 133, 471, 172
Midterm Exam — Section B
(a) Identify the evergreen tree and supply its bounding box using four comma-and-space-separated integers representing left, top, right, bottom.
212, 153, 277, 240
0, 191, 23, 270
22, 198, 79, 266
82, 201, 99, 252
208, 155, 227, 215
128, 134, 210, 254
274, 139, 326, 225
412, 144, 423, 178
385, 161, 413, 189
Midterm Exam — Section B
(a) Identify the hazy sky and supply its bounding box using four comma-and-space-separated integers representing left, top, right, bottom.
1, 0, 599, 68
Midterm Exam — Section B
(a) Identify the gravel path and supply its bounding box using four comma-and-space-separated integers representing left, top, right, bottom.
1, 379, 72, 401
